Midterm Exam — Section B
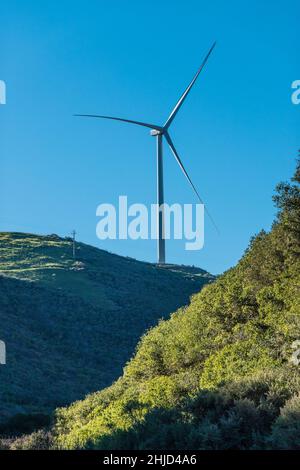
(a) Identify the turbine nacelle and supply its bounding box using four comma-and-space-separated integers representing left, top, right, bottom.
150, 129, 163, 136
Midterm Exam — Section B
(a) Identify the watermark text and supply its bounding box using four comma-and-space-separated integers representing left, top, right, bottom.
0, 340, 6, 365
291, 80, 300, 105
0, 80, 6, 105
96, 196, 204, 251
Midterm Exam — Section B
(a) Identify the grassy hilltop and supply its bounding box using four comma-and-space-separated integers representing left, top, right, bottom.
12, 156, 299, 451
0, 233, 213, 428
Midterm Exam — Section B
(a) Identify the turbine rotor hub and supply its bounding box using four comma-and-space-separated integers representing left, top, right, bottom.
150, 129, 163, 136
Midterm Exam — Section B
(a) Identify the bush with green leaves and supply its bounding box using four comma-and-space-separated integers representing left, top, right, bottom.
6, 155, 300, 449
269, 394, 300, 449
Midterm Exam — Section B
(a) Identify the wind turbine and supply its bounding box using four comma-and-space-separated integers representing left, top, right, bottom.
75, 42, 217, 265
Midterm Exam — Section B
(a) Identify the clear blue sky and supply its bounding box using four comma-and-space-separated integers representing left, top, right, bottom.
1, 0, 299, 274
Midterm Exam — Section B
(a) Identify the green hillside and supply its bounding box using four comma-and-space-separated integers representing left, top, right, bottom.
13, 156, 299, 450
0, 233, 213, 428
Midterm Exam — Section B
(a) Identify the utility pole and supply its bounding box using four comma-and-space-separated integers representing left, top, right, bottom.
71, 230, 76, 260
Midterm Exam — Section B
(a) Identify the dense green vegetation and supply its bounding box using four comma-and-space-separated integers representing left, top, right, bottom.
14, 155, 298, 451
0, 234, 212, 430
2, 156, 300, 450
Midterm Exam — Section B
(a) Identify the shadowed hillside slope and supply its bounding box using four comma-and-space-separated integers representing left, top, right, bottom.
25, 156, 300, 451
0, 233, 213, 425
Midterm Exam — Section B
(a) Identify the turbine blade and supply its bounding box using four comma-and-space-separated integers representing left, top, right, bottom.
164, 132, 203, 202
164, 42, 216, 129
164, 132, 219, 233
74, 114, 162, 131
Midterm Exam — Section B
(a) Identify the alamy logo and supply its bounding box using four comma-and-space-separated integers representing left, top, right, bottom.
96, 196, 204, 251
290, 340, 300, 366
0, 341, 6, 365
0, 80, 6, 104
291, 80, 300, 105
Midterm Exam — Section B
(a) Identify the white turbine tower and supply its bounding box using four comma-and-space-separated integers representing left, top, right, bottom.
76, 42, 217, 264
